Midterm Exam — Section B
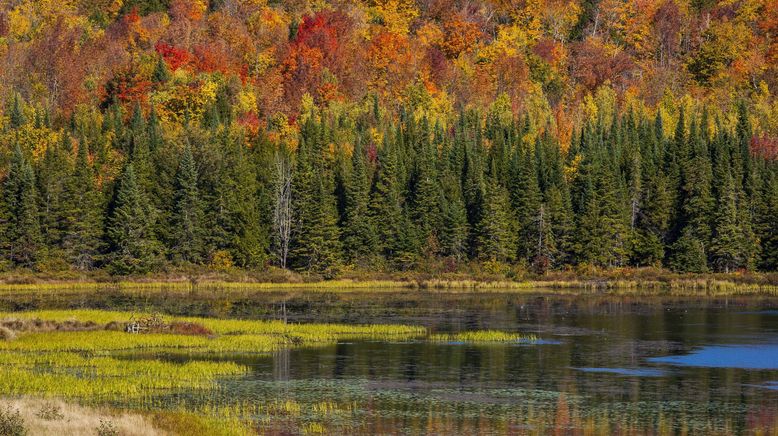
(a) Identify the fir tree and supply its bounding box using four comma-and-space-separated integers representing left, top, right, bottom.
61, 139, 105, 270
107, 164, 161, 274
341, 140, 378, 264
476, 168, 516, 262
170, 145, 205, 263
2, 145, 43, 268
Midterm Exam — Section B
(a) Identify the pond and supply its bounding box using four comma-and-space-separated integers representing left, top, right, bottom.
2, 289, 778, 434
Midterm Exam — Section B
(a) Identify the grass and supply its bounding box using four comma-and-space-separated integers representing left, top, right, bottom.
0, 269, 777, 296
0, 309, 431, 434
429, 330, 538, 343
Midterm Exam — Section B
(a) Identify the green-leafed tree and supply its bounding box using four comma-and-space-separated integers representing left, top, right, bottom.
107, 164, 161, 274
61, 139, 105, 270
341, 139, 378, 264
170, 145, 205, 263
2, 145, 43, 268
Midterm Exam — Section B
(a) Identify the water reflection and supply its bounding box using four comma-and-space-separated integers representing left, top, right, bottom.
3, 289, 778, 433
649, 343, 778, 370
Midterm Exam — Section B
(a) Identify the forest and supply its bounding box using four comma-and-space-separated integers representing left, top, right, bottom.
0, 0, 777, 277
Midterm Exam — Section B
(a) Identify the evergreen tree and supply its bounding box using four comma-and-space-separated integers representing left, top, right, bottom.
476, 168, 516, 262
369, 140, 405, 262
61, 139, 105, 270
290, 121, 342, 274
2, 145, 43, 268
341, 140, 378, 264
170, 145, 205, 263
439, 169, 469, 260
210, 133, 267, 267
107, 164, 161, 274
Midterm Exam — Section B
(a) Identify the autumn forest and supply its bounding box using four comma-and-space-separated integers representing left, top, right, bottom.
1, 0, 778, 277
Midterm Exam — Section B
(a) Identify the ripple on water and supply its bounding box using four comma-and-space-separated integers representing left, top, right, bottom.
648, 344, 778, 370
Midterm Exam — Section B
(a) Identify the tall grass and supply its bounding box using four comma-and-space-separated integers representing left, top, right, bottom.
0, 276, 776, 295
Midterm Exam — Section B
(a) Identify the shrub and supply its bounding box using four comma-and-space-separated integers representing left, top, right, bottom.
168, 322, 214, 336
35, 403, 64, 421
0, 406, 26, 436
96, 419, 119, 436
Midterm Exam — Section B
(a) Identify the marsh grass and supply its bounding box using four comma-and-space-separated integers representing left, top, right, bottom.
0, 310, 423, 403
429, 330, 538, 343
0, 274, 776, 296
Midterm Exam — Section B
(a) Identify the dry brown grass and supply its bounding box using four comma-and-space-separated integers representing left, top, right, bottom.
0, 398, 168, 436
0, 327, 15, 341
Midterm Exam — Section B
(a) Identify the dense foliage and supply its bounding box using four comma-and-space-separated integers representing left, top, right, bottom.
0, 0, 777, 275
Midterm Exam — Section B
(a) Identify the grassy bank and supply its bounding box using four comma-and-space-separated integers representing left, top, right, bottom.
0, 266, 777, 295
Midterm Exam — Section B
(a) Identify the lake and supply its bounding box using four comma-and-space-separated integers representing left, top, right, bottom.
2, 289, 778, 434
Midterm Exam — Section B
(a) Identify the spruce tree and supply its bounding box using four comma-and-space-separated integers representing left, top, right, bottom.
369, 140, 405, 262
341, 140, 378, 264
710, 173, 743, 272
61, 139, 105, 270
170, 145, 204, 263
290, 121, 342, 275
476, 168, 516, 263
107, 164, 161, 274
439, 169, 469, 260
2, 145, 43, 268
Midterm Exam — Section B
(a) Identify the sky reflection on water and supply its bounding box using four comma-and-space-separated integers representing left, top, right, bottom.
648, 343, 778, 370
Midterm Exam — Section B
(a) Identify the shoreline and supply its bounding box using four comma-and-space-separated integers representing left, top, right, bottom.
0, 273, 777, 296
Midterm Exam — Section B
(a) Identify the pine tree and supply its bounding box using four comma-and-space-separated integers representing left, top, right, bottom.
152, 56, 171, 84
2, 145, 43, 268
439, 169, 469, 260
476, 168, 516, 262
369, 140, 405, 262
61, 139, 105, 270
170, 145, 204, 263
107, 164, 161, 274
710, 173, 743, 272
290, 121, 342, 274
341, 140, 378, 264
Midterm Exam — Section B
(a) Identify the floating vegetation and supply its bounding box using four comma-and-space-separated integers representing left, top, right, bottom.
428, 330, 538, 344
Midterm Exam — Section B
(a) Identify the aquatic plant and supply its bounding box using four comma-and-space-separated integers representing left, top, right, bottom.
428, 330, 538, 343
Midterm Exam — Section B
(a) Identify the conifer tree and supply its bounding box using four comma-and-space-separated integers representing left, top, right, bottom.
476, 167, 516, 262
341, 140, 377, 263
710, 173, 743, 272
369, 140, 405, 261
170, 145, 204, 263
211, 134, 267, 267
61, 139, 105, 270
290, 121, 342, 274
439, 169, 469, 260
107, 164, 160, 274
2, 145, 43, 268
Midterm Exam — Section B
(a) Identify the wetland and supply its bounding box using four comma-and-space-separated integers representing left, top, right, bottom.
0, 287, 777, 435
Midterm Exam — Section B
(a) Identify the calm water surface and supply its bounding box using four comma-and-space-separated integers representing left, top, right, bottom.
3, 290, 778, 434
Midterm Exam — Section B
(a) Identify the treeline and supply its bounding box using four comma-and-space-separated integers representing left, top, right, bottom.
1, 97, 777, 277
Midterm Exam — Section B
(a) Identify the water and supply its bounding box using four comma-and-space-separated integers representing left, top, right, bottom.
3, 290, 778, 434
